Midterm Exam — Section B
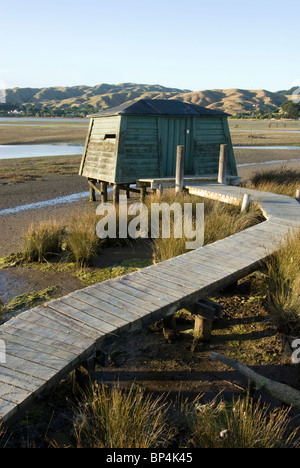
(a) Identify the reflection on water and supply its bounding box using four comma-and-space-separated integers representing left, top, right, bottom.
233, 146, 300, 150
237, 158, 300, 167
0, 192, 90, 215
0, 143, 84, 159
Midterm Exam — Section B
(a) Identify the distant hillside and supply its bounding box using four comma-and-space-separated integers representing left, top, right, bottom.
5, 82, 294, 115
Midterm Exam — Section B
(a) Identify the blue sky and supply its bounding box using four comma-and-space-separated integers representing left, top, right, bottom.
1, 0, 299, 92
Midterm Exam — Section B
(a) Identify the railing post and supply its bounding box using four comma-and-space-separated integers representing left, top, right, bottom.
218, 144, 228, 184
157, 183, 164, 198
175, 145, 185, 193
241, 193, 251, 212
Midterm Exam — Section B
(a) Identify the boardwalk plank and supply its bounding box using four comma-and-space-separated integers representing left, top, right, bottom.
76, 286, 150, 315
1, 353, 58, 381
4, 340, 69, 371
91, 283, 157, 314
2, 319, 91, 351
63, 294, 136, 327
0, 365, 46, 392
102, 279, 170, 307
1, 325, 84, 355
47, 298, 117, 334
121, 273, 182, 300
0, 398, 18, 422
0, 381, 33, 405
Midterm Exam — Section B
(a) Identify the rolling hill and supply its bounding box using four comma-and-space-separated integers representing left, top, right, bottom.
5, 83, 294, 115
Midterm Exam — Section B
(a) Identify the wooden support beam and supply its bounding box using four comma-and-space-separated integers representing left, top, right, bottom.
125, 187, 140, 194
140, 185, 146, 202
189, 299, 222, 342
124, 184, 130, 198
194, 315, 212, 342
73, 356, 96, 392
100, 181, 108, 203
175, 145, 185, 193
88, 178, 98, 202
162, 314, 178, 343
218, 144, 228, 185
113, 185, 120, 205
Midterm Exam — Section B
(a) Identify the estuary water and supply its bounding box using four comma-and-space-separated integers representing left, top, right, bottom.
0, 143, 85, 159
0, 144, 299, 160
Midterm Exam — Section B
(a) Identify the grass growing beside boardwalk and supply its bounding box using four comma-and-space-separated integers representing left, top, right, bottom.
73, 383, 172, 448
70, 382, 299, 449
150, 190, 263, 263
250, 167, 300, 197
64, 213, 99, 267
189, 393, 298, 448
263, 229, 300, 336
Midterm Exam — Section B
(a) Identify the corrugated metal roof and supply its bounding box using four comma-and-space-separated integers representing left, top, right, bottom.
88, 99, 229, 117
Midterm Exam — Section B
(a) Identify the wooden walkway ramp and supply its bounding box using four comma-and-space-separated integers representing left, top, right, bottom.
0, 184, 299, 424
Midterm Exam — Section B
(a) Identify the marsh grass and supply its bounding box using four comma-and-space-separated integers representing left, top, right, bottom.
263, 229, 300, 336
23, 221, 64, 262
190, 393, 298, 448
0, 422, 7, 448
64, 213, 100, 268
250, 167, 300, 197
71, 383, 299, 449
150, 190, 263, 263
72, 382, 173, 448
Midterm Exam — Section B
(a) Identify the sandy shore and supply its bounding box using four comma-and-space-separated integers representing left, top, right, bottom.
0, 148, 299, 257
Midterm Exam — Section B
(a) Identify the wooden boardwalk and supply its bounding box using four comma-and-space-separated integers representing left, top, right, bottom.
0, 183, 299, 424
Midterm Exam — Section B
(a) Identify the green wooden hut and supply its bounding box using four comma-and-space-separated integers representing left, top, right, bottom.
79, 99, 238, 192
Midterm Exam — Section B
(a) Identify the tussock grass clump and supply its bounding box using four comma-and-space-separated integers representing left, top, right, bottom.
190, 394, 298, 448
64, 213, 100, 268
250, 167, 300, 197
73, 382, 173, 448
23, 221, 64, 262
264, 229, 300, 336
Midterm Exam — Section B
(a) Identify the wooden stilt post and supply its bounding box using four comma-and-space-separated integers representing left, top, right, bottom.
140, 185, 146, 202
113, 184, 119, 205
175, 145, 185, 193
125, 184, 130, 198
192, 300, 220, 342
194, 314, 212, 342
218, 144, 228, 185
101, 181, 108, 203
88, 178, 96, 202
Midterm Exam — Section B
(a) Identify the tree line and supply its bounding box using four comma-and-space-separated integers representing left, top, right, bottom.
0, 100, 299, 119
